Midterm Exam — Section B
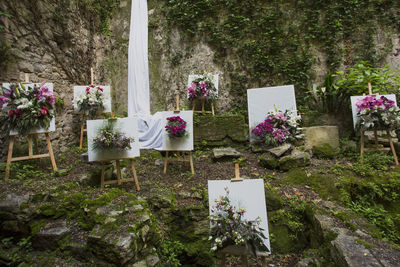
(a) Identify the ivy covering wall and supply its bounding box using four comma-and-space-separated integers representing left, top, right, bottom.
164, 0, 400, 107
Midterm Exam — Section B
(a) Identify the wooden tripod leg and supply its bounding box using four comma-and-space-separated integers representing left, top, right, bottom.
260, 256, 267, 267
241, 255, 248, 267
220, 253, 226, 267
33, 135, 39, 153
189, 151, 194, 174
79, 115, 85, 148
192, 100, 196, 111
5, 136, 15, 181
211, 102, 215, 116
45, 133, 57, 172
374, 130, 379, 148
387, 130, 399, 165
116, 160, 122, 185
360, 131, 365, 163
201, 98, 205, 113
163, 151, 169, 174
101, 163, 105, 189
28, 135, 33, 157
130, 159, 140, 191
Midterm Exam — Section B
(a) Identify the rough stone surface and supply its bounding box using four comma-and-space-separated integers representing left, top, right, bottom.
303, 126, 340, 151
88, 225, 137, 265
279, 150, 311, 171
331, 233, 381, 267
267, 144, 292, 157
33, 220, 71, 250
194, 115, 248, 146
0, 194, 30, 215
212, 147, 241, 160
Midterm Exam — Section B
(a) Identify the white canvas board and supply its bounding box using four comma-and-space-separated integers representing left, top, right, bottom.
350, 94, 397, 129
2, 83, 56, 134
73, 85, 112, 113
247, 85, 297, 142
208, 179, 270, 254
157, 110, 194, 151
187, 74, 219, 98
87, 117, 140, 162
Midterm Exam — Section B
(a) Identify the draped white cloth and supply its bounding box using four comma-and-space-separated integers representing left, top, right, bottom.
128, 0, 163, 149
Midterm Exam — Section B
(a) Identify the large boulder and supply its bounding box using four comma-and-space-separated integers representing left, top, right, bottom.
279, 150, 311, 171
303, 126, 339, 151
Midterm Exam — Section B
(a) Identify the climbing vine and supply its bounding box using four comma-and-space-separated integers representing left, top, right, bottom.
164, 0, 400, 106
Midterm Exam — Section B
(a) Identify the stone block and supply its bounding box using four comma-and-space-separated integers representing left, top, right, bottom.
194, 115, 248, 146
303, 126, 339, 151
212, 147, 241, 160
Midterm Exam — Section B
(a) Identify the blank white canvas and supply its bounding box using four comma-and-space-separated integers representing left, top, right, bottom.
87, 117, 140, 162
73, 85, 112, 113
2, 83, 56, 134
187, 74, 219, 98
157, 110, 194, 151
208, 179, 270, 254
350, 94, 397, 129
247, 85, 297, 142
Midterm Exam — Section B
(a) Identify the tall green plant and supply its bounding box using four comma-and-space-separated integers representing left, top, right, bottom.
335, 62, 400, 96
308, 62, 400, 114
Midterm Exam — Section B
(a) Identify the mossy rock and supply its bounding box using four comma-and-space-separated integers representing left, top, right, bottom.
259, 153, 279, 169
265, 189, 283, 211
312, 143, 335, 159
279, 150, 311, 171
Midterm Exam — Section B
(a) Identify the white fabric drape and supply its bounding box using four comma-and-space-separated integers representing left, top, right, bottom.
128, 0, 163, 149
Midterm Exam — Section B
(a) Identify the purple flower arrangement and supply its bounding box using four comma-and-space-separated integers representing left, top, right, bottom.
187, 73, 217, 100
252, 109, 300, 147
355, 95, 400, 131
165, 116, 188, 138
0, 82, 55, 135
209, 187, 269, 255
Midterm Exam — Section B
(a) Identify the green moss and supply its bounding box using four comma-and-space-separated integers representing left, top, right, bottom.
264, 188, 283, 211
355, 238, 377, 249
283, 169, 339, 201
30, 220, 49, 235
312, 143, 335, 159
259, 154, 278, 169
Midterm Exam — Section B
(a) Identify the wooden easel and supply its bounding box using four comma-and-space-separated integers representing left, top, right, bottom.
163, 95, 195, 174
360, 82, 399, 165
100, 158, 140, 191
219, 164, 268, 267
192, 98, 215, 115
79, 68, 94, 148
4, 75, 58, 180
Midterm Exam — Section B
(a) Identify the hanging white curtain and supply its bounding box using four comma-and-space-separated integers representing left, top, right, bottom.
128, 0, 163, 149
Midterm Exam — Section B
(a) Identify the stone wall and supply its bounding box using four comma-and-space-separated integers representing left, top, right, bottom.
2, 0, 400, 161
0, 0, 111, 159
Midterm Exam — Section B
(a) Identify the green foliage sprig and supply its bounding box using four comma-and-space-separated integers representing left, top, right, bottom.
92, 119, 134, 151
